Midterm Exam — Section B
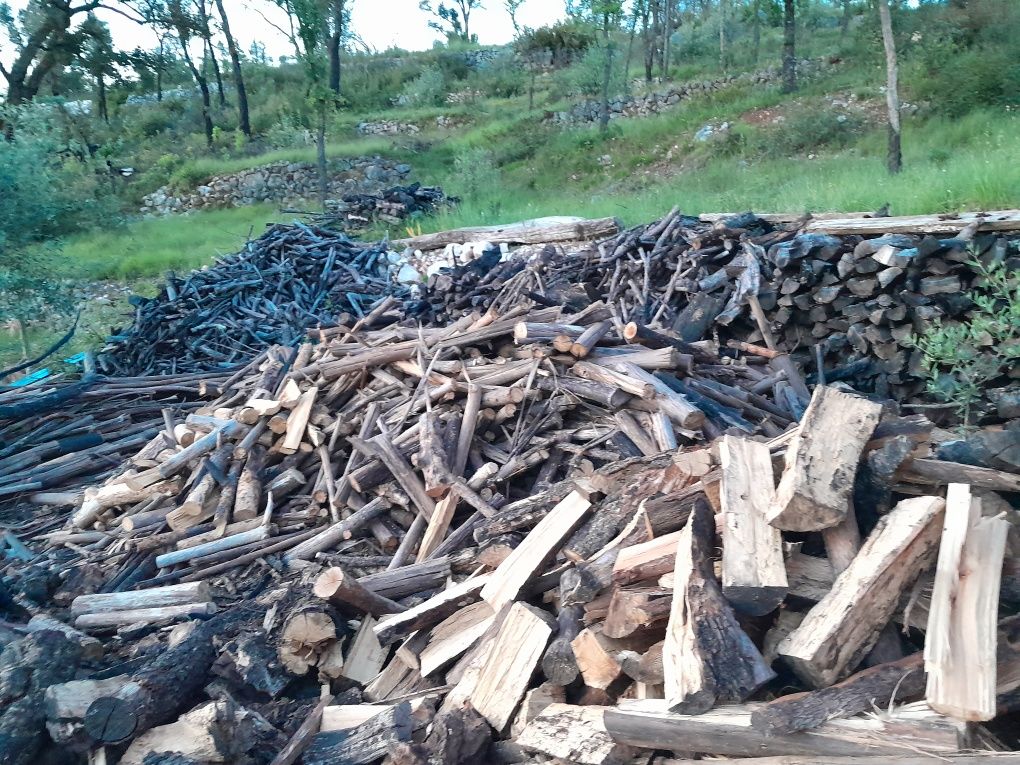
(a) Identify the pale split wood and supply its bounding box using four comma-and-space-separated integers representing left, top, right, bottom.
341, 616, 389, 686
769, 386, 882, 532
516, 703, 636, 765
779, 495, 946, 688
719, 435, 787, 615
925, 483, 1010, 721
468, 601, 552, 731
480, 490, 591, 612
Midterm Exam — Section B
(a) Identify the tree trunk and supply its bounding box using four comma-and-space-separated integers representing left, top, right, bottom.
317, 105, 328, 210
97, 74, 108, 123
782, 0, 797, 93
599, 14, 613, 133
327, 0, 344, 100
528, 58, 537, 110
2, 6, 73, 106
752, 0, 761, 63
877, 0, 902, 173
642, 1, 653, 82
205, 36, 226, 107
652, 0, 663, 77
177, 31, 214, 148
214, 0, 250, 137
841, 0, 851, 37
624, 8, 639, 93
719, 0, 728, 72
662, 0, 672, 78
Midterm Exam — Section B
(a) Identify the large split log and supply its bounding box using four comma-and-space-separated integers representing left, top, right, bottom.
925, 483, 1010, 721
768, 386, 882, 532
605, 699, 973, 759
749, 653, 926, 734
663, 499, 775, 713
718, 435, 786, 615
778, 495, 945, 688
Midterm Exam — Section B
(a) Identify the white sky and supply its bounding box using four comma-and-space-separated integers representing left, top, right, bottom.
2, 1, 567, 62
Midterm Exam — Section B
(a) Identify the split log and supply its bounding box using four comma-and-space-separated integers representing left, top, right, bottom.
925, 483, 1010, 721
779, 495, 946, 688
718, 435, 787, 615
769, 386, 882, 532
480, 491, 591, 612
750, 653, 926, 734
605, 699, 972, 759
469, 601, 552, 731
516, 704, 635, 765
374, 576, 490, 646
663, 499, 775, 713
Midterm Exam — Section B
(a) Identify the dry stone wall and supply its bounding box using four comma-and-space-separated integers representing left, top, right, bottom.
550, 59, 833, 126
141, 157, 412, 216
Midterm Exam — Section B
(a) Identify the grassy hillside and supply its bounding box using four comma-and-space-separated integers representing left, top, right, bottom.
4, 3, 1018, 368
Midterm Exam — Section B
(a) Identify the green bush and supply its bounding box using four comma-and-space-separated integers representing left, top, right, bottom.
756, 106, 865, 158
914, 46, 1020, 116
566, 44, 627, 98
912, 258, 1020, 422
264, 111, 314, 149
0, 106, 116, 319
400, 65, 448, 107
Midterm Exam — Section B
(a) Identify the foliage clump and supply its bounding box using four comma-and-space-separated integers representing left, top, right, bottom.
912, 257, 1020, 423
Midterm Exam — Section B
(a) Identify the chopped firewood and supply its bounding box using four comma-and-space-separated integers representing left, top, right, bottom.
779, 495, 946, 688
469, 602, 553, 730
605, 699, 972, 758
750, 653, 926, 734
925, 484, 1011, 721
516, 704, 636, 765
663, 499, 775, 713
481, 491, 591, 612
718, 435, 787, 614
769, 386, 883, 531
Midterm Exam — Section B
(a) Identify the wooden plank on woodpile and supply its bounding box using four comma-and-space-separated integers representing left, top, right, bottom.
663, 499, 775, 713
341, 617, 388, 686
778, 495, 946, 688
480, 491, 591, 612
718, 435, 787, 615
604, 699, 972, 759
925, 483, 1010, 722
802, 210, 1020, 236
469, 602, 552, 731
304, 701, 413, 765
516, 704, 635, 765
769, 386, 883, 532
392, 216, 620, 250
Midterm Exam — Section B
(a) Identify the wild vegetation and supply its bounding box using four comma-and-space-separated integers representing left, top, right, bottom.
0, 0, 1018, 367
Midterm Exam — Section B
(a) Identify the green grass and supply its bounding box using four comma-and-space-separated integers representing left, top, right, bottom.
57, 204, 287, 281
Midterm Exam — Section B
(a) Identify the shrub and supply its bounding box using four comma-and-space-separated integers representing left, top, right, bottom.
566, 44, 628, 98
0, 106, 113, 320
756, 106, 865, 158
400, 65, 448, 107
912, 258, 1020, 423
264, 111, 314, 149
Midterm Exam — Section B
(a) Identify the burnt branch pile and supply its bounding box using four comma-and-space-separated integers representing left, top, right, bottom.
97, 223, 409, 377
323, 183, 457, 231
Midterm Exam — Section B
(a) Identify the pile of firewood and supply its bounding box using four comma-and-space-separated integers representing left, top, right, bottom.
419, 209, 1020, 408
96, 223, 409, 376
322, 183, 456, 231
2, 294, 1020, 764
